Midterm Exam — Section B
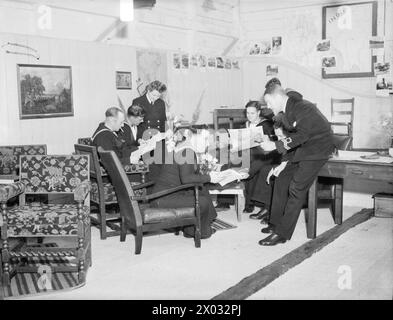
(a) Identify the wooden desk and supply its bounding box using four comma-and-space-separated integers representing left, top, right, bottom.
307, 158, 393, 239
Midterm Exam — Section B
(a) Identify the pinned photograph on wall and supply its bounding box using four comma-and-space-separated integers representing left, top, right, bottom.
225, 58, 232, 69
271, 36, 282, 55
249, 43, 261, 55
232, 59, 240, 69
316, 39, 330, 52
190, 54, 198, 68
198, 55, 207, 68
322, 56, 336, 68
374, 62, 390, 75
181, 54, 189, 69
369, 36, 384, 49
376, 74, 392, 97
266, 64, 278, 76
173, 53, 181, 69
207, 57, 216, 68
216, 57, 224, 69
260, 40, 271, 55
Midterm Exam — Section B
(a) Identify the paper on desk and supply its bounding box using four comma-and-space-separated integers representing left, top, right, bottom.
228, 127, 268, 152
335, 150, 393, 163
131, 131, 168, 159
213, 168, 243, 186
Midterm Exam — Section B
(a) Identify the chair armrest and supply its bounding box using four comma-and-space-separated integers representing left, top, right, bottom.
73, 181, 91, 202
131, 183, 203, 201
124, 163, 149, 174
0, 182, 25, 203
132, 181, 155, 190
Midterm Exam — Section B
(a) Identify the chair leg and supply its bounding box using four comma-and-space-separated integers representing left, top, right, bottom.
78, 259, 86, 284
194, 224, 201, 248
334, 181, 343, 224
99, 202, 107, 240
134, 229, 143, 255
306, 178, 318, 239
120, 217, 126, 242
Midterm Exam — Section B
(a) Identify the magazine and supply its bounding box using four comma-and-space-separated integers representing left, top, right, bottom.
211, 168, 247, 187
130, 131, 168, 159
227, 127, 269, 152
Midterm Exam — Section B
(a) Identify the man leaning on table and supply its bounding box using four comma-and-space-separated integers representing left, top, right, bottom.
257, 81, 335, 246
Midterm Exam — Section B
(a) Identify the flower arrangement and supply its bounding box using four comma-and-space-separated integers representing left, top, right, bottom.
197, 153, 219, 174
378, 112, 393, 137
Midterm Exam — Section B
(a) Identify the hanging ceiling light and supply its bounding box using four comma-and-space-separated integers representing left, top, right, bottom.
120, 0, 134, 22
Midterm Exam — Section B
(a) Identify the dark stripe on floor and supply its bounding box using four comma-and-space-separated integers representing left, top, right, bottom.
212, 208, 373, 300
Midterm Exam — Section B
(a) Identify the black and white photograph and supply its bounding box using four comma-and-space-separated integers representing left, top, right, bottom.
173, 53, 181, 69
249, 42, 261, 55
0, 0, 392, 305
266, 64, 278, 76
322, 56, 337, 68
260, 39, 271, 55
116, 71, 132, 89
316, 39, 330, 52
374, 62, 390, 75
17, 64, 73, 119
271, 36, 282, 55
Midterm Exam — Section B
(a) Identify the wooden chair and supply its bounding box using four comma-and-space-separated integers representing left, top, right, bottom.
74, 144, 149, 239
0, 155, 91, 286
0, 145, 47, 179
98, 148, 202, 254
331, 98, 354, 150
77, 138, 92, 146
211, 108, 247, 220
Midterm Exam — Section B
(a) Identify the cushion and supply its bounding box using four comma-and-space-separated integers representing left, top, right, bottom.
142, 207, 195, 224
5, 203, 90, 237
91, 181, 145, 203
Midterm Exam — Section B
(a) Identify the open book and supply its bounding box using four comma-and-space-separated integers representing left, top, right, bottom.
227, 127, 269, 152
211, 168, 245, 187
130, 131, 168, 160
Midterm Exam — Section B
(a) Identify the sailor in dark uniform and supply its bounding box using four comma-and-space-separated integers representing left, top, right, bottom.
118, 104, 145, 158
258, 82, 334, 246
132, 80, 167, 135
132, 80, 168, 179
91, 107, 128, 164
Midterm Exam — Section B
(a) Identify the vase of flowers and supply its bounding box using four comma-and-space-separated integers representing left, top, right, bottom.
378, 112, 393, 156
197, 153, 220, 175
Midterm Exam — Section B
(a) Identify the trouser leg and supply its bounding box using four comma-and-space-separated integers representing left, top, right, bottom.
274, 159, 327, 240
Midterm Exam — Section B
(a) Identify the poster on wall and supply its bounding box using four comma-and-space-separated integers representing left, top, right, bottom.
198, 55, 207, 68
376, 74, 392, 97
232, 59, 240, 69
249, 42, 261, 55
216, 57, 224, 69
207, 57, 216, 68
181, 54, 189, 69
316, 39, 331, 52
190, 54, 198, 68
260, 40, 272, 55
322, 2, 377, 78
136, 50, 167, 94
116, 71, 132, 90
17, 64, 73, 120
266, 64, 278, 76
173, 53, 181, 69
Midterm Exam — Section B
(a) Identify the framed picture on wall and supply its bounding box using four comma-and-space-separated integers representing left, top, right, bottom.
17, 64, 73, 120
116, 71, 132, 89
322, 1, 377, 78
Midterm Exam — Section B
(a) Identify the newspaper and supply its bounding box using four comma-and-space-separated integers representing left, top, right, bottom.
335, 150, 393, 164
211, 168, 246, 187
130, 131, 167, 160
227, 127, 268, 152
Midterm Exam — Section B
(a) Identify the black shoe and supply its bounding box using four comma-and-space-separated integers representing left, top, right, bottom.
249, 208, 269, 220
243, 205, 254, 213
258, 233, 287, 246
261, 224, 274, 234
260, 214, 270, 225
184, 228, 216, 239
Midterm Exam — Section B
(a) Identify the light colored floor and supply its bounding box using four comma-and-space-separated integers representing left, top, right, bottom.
20, 203, 392, 300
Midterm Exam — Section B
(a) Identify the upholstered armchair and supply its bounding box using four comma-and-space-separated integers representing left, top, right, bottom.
0, 155, 91, 286
74, 144, 150, 239
98, 149, 202, 254
77, 137, 92, 146
0, 144, 47, 178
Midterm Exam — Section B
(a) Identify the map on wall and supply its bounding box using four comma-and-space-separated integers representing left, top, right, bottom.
136, 50, 167, 95
284, 11, 321, 71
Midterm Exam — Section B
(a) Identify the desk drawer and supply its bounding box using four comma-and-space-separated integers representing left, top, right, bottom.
345, 164, 393, 181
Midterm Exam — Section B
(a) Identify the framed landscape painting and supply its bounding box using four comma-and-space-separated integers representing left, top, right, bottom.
322, 1, 377, 78
17, 64, 73, 119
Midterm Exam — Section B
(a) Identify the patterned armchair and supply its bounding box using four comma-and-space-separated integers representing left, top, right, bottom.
74, 144, 150, 239
0, 155, 91, 287
0, 145, 47, 177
